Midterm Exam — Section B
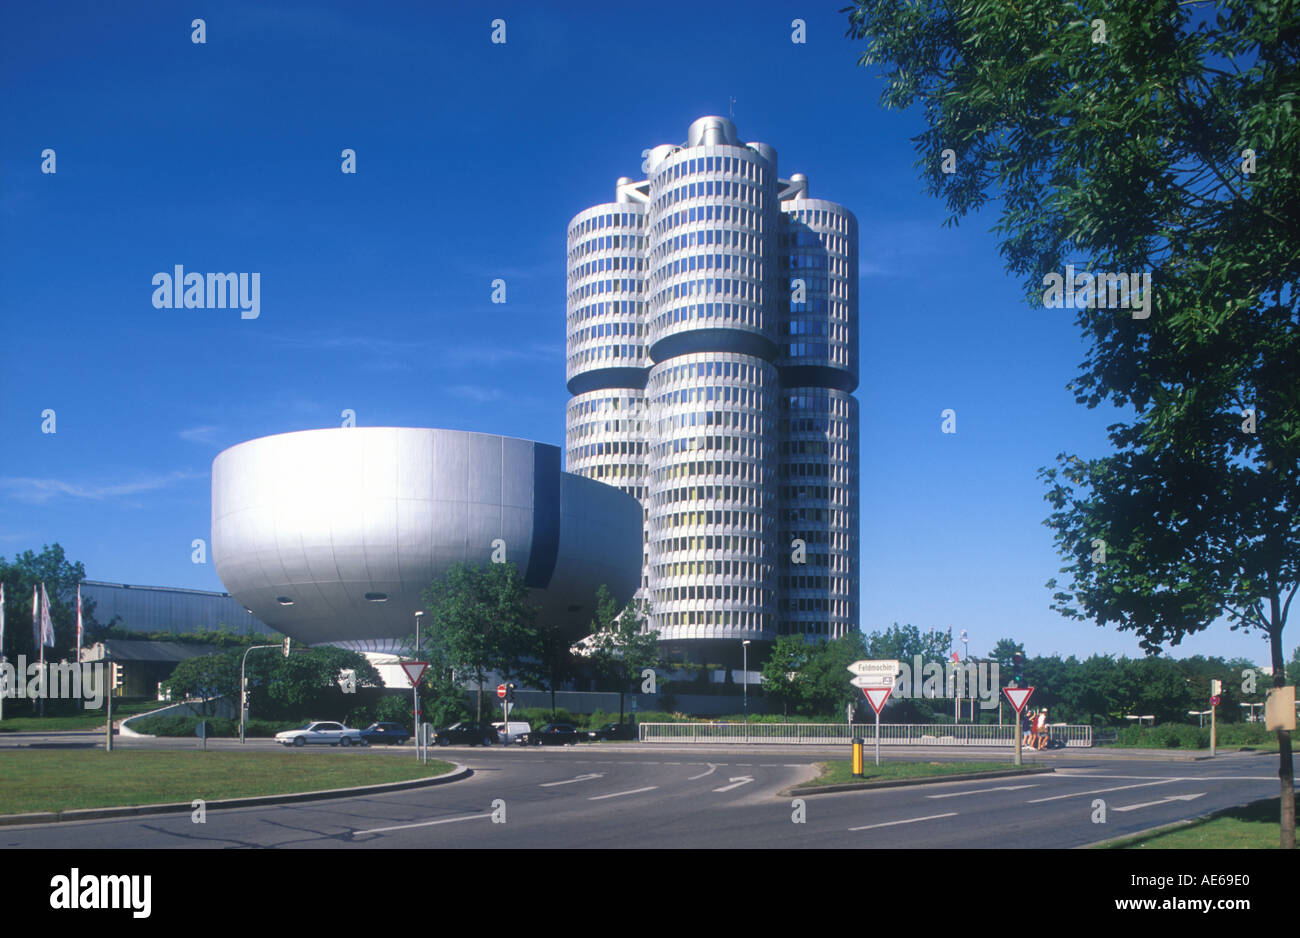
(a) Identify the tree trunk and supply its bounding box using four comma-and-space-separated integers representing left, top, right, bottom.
475, 667, 483, 724
1269, 620, 1295, 848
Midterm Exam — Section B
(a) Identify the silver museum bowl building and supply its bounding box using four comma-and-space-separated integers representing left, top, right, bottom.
211, 428, 643, 652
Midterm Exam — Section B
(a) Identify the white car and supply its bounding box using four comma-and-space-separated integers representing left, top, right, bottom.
275, 721, 364, 747
492, 721, 532, 745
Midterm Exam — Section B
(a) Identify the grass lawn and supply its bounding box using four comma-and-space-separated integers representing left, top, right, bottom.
796, 759, 1038, 788
0, 750, 455, 815
0, 700, 159, 733
1100, 794, 1299, 849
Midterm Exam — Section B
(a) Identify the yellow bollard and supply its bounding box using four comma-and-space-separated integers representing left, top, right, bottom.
852, 737, 864, 777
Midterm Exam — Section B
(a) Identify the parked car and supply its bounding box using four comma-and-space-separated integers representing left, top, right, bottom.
585, 722, 638, 742
275, 721, 364, 747
491, 721, 532, 745
359, 722, 410, 746
433, 722, 499, 746
531, 723, 582, 746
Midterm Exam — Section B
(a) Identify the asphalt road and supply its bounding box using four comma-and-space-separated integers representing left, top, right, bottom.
1, 739, 1291, 848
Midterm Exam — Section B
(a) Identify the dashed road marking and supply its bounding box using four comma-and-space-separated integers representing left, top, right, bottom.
589, 786, 659, 801
354, 813, 490, 836
1027, 779, 1181, 804
849, 812, 957, 832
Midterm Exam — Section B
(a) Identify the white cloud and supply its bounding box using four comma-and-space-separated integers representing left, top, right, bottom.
0, 471, 206, 504
179, 425, 221, 445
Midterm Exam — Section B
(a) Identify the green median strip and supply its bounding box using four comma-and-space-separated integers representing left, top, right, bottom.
794, 760, 1047, 791
1095, 794, 1299, 849
0, 750, 455, 815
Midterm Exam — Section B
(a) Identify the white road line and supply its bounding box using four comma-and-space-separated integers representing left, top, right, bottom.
688, 764, 718, 780
927, 784, 1039, 799
1027, 779, 1182, 804
539, 773, 605, 787
588, 786, 659, 801
665, 762, 682, 765
849, 812, 958, 832
1115, 793, 1206, 813
354, 813, 490, 836
713, 776, 755, 793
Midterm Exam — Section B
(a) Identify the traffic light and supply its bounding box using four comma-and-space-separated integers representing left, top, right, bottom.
1011, 653, 1024, 688
282, 636, 292, 658
506, 683, 516, 704
109, 663, 123, 692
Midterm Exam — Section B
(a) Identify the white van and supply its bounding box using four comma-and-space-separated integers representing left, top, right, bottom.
492, 721, 531, 745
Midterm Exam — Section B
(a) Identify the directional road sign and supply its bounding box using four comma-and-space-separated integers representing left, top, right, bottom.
847, 659, 900, 681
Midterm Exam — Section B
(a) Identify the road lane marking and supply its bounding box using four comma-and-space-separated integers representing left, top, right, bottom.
1115, 793, 1206, 813
354, 814, 490, 835
927, 784, 1039, 799
539, 773, 605, 787
1027, 779, 1181, 804
589, 786, 659, 801
688, 764, 718, 780
713, 776, 755, 793
849, 812, 957, 832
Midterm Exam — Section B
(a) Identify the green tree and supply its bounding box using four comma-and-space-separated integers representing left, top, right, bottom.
0, 544, 95, 662
421, 561, 538, 723
586, 586, 658, 723
162, 651, 240, 716
867, 622, 952, 661
760, 634, 816, 718
988, 638, 1025, 672
845, 0, 1299, 847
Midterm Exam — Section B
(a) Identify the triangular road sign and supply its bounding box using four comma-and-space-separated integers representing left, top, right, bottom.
861, 686, 893, 715
1004, 686, 1035, 713
400, 661, 429, 686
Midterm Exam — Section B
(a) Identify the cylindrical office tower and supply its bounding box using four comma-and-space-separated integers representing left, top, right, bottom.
565, 201, 651, 593
776, 196, 860, 639
643, 117, 782, 645
645, 353, 779, 641
777, 389, 859, 638
565, 116, 860, 660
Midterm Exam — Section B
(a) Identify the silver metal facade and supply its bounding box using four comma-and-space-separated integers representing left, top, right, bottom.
211, 427, 642, 646
564, 117, 860, 646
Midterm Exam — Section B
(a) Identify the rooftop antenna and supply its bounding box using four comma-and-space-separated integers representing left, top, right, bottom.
729, 96, 735, 121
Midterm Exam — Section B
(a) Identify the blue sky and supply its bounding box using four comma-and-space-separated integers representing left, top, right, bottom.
0, 0, 1276, 665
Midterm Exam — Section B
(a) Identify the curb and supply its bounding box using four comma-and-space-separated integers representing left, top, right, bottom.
782, 765, 1055, 796
0, 762, 471, 827
1076, 789, 1291, 849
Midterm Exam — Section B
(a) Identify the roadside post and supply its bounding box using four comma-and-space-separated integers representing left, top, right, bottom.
197, 720, 208, 751
1210, 679, 1222, 757
851, 737, 864, 777
401, 661, 429, 763
1004, 686, 1035, 766
860, 686, 892, 766
847, 659, 900, 769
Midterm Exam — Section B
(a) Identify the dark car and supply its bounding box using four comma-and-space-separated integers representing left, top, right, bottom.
531, 723, 582, 746
360, 722, 410, 746
585, 722, 638, 742
434, 722, 499, 747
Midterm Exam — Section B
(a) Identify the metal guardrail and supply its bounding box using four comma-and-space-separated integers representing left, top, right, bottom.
637, 722, 1093, 747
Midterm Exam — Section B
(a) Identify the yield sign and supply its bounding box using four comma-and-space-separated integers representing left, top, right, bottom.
861, 686, 893, 715
1004, 686, 1035, 714
400, 661, 429, 686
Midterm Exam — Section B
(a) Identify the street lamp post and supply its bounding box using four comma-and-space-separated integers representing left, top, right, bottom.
414, 611, 424, 761
239, 644, 281, 743
742, 640, 751, 742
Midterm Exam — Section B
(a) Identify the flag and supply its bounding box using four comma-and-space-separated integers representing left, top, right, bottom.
31, 585, 38, 649
76, 583, 83, 660
39, 583, 54, 648
950, 651, 960, 662
1, 582, 6, 658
